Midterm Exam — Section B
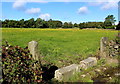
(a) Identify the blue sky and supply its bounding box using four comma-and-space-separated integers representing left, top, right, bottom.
2, 1, 119, 24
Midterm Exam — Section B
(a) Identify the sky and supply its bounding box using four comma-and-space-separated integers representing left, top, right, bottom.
1, 0, 120, 24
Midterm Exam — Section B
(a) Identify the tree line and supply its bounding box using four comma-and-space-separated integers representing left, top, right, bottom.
0, 15, 118, 29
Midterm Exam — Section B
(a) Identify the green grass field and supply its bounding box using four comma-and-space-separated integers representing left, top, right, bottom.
2, 28, 118, 67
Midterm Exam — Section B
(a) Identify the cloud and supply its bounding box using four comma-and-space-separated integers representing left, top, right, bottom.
87, 0, 119, 10
88, 2, 105, 6
25, 8, 41, 14
39, 13, 50, 21
12, 0, 47, 10
12, 0, 119, 11
101, 2, 118, 10
78, 6, 88, 14
12, 0, 50, 19
13, 0, 27, 10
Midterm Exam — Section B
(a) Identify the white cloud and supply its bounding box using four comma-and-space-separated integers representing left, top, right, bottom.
101, 2, 118, 10
88, 0, 119, 10
25, 8, 41, 14
39, 13, 50, 21
88, 2, 105, 6
12, 0, 47, 10
13, 0, 27, 10
12, 0, 119, 11
78, 6, 88, 14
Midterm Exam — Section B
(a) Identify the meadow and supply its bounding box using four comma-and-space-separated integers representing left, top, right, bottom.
2, 28, 118, 67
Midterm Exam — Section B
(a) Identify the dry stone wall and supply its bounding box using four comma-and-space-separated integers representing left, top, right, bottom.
79, 57, 97, 70
100, 37, 119, 57
27, 36, 119, 82
54, 37, 119, 82
107, 40, 119, 57
54, 64, 80, 81
54, 57, 97, 81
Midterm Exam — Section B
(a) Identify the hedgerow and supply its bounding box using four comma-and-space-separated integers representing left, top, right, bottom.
2, 41, 42, 83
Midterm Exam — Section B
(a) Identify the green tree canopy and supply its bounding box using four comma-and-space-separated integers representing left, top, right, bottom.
104, 15, 116, 28
35, 18, 43, 28
74, 23, 78, 27
63, 22, 69, 28
68, 22, 73, 28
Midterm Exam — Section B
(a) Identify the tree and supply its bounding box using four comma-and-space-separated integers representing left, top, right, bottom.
48, 20, 62, 28
35, 18, 43, 28
74, 23, 78, 27
4, 19, 10, 27
42, 21, 49, 28
104, 15, 116, 29
19, 19, 24, 28
79, 22, 86, 29
116, 21, 120, 30
48, 19, 53, 28
63, 22, 69, 28
29, 18, 35, 28
56, 21, 62, 28
68, 22, 73, 28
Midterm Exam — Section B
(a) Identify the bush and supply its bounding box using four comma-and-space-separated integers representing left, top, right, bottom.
2, 41, 43, 83
104, 25, 116, 29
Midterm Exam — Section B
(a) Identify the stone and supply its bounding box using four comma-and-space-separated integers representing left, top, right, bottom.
115, 73, 120, 76
114, 44, 119, 49
28, 41, 41, 69
102, 37, 108, 44
100, 37, 108, 57
109, 77, 112, 80
95, 69, 101, 72
110, 54, 113, 57
54, 64, 80, 81
110, 40, 115, 45
28, 41, 39, 60
79, 57, 97, 70
103, 67, 107, 70
86, 73, 90, 75
107, 74, 110, 76
112, 53, 116, 57
81, 74, 86, 78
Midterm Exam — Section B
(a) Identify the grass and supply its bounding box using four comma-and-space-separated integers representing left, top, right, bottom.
2, 28, 118, 67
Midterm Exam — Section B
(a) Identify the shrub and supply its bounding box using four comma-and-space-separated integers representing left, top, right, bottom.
2, 41, 43, 83
104, 25, 116, 29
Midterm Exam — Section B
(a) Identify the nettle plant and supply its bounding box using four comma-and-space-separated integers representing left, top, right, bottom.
2, 41, 42, 83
